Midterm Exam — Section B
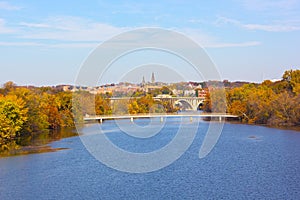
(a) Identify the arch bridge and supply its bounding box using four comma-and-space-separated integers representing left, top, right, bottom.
110, 97, 205, 111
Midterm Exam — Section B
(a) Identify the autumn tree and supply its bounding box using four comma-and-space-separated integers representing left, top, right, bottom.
227, 69, 300, 126
203, 88, 227, 113
128, 95, 155, 114
282, 69, 300, 94
0, 95, 28, 150
269, 91, 300, 126
95, 94, 112, 115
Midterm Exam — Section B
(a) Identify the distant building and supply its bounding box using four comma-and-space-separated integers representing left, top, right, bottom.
195, 85, 207, 97
145, 85, 160, 93
142, 76, 146, 87
151, 72, 155, 83
183, 90, 195, 97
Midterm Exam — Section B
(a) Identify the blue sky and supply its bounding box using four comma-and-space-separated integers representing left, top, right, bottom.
0, 0, 299, 86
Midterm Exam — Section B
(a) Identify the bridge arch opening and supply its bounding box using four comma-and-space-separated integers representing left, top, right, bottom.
197, 102, 204, 110
174, 100, 193, 111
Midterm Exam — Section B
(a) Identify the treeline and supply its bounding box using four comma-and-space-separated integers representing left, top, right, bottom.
0, 82, 76, 151
204, 70, 300, 126
0, 83, 118, 151
0, 83, 179, 151
1, 69, 299, 152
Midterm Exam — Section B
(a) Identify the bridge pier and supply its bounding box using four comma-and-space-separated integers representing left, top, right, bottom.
160, 116, 163, 123
130, 117, 134, 123
190, 116, 193, 122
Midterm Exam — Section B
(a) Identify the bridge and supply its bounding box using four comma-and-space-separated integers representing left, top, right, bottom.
110, 96, 205, 111
84, 113, 238, 123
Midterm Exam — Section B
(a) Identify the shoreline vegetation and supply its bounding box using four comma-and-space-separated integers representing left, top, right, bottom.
0, 69, 299, 156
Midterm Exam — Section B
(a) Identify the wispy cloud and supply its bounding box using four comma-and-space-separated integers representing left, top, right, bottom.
0, 18, 15, 33
19, 22, 51, 29
18, 16, 129, 42
2, 16, 128, 48
188, 19, 206, 24
216, 16, 300, 32
10, 16, 261, 49
0, 1, 21, 10
179, 28, 261, 48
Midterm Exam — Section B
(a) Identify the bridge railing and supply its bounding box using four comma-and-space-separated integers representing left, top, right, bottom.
83, 113, 239, 121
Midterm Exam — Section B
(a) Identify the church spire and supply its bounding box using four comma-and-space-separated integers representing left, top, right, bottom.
151, 72, 155, 84
142, 76, 145, 86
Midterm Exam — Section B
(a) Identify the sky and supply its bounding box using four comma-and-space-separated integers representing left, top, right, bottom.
0, 0, 299, 86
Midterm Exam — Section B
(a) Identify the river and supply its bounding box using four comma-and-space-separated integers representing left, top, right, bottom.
0, 118, 299, 199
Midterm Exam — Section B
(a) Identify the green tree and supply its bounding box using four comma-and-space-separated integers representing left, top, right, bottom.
160, 86, 173, 95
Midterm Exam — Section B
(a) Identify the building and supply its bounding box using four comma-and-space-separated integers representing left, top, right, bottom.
151, 72, 155, 84
194, 85, 207, 97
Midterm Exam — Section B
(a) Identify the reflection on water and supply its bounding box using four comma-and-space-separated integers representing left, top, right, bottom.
0, 128, 78, 157
0, 119, 300, 199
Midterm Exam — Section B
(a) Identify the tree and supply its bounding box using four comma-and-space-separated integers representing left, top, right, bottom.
271, 80, 290, 94
40, 93, 62, 129
226, 84, 275, 124
0, 95, 28, 150
128, 95, 159, 114
269, 91, 299, 126
2, 81, 16, 95
203, 92, 211, 112
95, 94, 112, 115
203, 88, 227, 113
56, 91, 74, 127
282, 69, 300, 94
160, 86, 173, 95
9, 87, 49, 133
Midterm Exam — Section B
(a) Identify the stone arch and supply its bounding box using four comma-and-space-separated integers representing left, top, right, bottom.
174, 100, 193, 111
197, 102, 204, 110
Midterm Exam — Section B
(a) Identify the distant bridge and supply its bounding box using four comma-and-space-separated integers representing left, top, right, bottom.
84, 113, 238, 123
110, 97, 205, 111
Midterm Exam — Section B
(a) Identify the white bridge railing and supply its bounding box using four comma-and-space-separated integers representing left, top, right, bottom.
83, 113, 238, 123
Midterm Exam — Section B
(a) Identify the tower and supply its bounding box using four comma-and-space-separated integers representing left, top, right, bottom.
142, 76, 145, 86
151, 72, 155, 84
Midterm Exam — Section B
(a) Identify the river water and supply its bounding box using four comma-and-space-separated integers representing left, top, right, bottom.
0, 118, 299, 199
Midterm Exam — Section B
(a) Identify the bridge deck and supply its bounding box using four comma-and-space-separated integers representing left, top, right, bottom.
84, 113, 238, 121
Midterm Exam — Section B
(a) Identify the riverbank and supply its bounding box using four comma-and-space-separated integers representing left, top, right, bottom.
203, 116, 300, 131
227, 120, 300, 131
0, 145, 68, 158
0, 128, 77, 158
